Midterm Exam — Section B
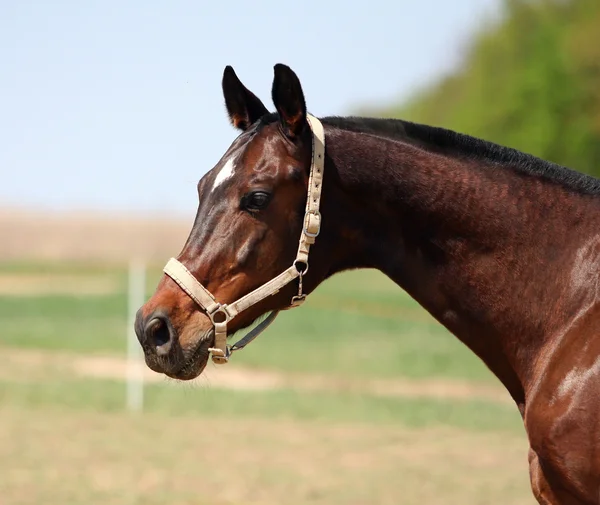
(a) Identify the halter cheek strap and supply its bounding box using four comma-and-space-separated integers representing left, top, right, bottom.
163, 114, 326, 364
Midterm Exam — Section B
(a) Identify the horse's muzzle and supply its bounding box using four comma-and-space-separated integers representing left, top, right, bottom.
134, 308, 209, 380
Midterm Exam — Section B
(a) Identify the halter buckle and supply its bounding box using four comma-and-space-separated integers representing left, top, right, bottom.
303, 210, 321, 238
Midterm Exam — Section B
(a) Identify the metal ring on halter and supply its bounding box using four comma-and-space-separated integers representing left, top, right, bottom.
209, 306, 231, 324
293, 260, 309, 275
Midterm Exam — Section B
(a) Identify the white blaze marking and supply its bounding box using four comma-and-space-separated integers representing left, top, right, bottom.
212, 156, 236, 191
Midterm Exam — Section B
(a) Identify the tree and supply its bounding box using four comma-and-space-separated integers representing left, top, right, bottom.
376, 0, 600, 175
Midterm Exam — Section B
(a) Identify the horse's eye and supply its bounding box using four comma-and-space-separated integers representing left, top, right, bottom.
242, 191, 272, 212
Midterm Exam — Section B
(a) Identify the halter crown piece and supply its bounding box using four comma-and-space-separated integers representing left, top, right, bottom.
162, 114, 326, 364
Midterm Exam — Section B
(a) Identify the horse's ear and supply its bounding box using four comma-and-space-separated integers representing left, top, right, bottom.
222, 66, 269, 131
271, 64, 307, 139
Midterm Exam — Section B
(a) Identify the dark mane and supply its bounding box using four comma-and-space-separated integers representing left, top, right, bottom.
321, 115, 600, 196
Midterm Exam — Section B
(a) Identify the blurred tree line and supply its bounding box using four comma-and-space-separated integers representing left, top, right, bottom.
377, 0, 600, 175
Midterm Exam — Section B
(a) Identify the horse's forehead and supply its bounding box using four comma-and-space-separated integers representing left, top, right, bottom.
211, 155, 237, 192
207, 134, 250, 192
204, 125, 286, 197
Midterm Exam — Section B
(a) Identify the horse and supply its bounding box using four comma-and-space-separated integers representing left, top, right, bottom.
135, 63, 600, 504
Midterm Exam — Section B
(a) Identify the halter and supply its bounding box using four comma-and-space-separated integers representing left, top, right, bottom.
162, 114, 325, 364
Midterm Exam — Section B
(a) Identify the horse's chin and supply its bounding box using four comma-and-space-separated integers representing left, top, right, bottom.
164, 356, 208, 381
167, 337, 211, 381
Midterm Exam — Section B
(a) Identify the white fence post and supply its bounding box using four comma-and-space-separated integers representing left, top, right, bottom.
127, 259, 146, 412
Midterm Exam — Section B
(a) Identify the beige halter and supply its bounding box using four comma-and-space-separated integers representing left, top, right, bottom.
163, 114, 325, 364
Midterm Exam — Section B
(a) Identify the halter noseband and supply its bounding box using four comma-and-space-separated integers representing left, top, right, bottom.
162, 114, 326, 364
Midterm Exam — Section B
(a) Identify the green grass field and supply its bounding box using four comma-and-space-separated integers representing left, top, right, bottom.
0, 261, 497, 381
0, 261, 534, 505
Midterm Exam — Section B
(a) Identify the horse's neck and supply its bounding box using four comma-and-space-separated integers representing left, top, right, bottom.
324, 126, 598, 406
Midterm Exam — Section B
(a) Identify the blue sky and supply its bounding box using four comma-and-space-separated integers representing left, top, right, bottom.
1, 0, 500, 217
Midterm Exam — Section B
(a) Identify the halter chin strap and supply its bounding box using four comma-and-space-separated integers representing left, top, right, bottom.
163, 114, 326, 364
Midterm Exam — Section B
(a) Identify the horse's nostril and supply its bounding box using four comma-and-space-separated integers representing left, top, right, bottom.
144, 316, 172, 355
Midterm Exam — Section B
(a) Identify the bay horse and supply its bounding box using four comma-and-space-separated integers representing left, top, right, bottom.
135, 63, 600, 504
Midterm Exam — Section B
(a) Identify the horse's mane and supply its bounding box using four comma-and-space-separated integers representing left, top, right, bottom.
321, 115, 600, 196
